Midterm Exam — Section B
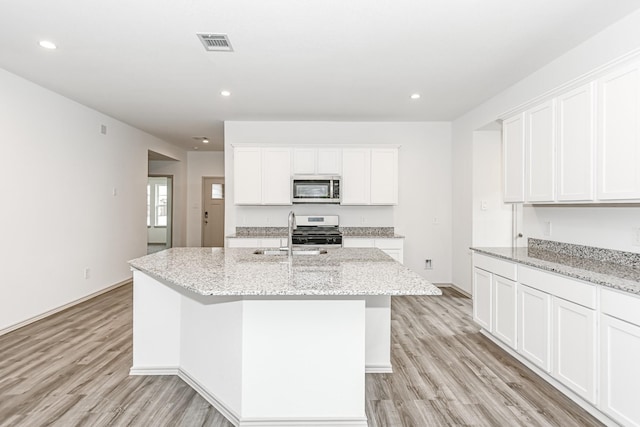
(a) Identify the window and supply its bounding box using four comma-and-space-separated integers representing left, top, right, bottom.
147, 179, 168, 227
211, 183, 224, 199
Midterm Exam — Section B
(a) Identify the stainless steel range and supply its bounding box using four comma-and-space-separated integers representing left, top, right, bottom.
292, 215, 342, 247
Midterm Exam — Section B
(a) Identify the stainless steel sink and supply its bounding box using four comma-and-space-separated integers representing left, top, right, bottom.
253, 249, 328, 256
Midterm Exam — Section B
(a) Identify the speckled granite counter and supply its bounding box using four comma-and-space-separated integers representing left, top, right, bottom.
226, 226, 404, 239
472, 243, 640, 295
129, 247, 440, 296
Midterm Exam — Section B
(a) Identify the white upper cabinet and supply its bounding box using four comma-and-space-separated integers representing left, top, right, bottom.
262, 147, 292, 204
341, 147, 398, 205
526, 100, 556, 202
370, 148, 398, 205
292, 148, 342, 175
234, 147, 263, 205
556, 83, 596, 201
597, 62, 640, 200
233, 146, 292, 205
503, 113, 526, 203
341, 148, 371, 205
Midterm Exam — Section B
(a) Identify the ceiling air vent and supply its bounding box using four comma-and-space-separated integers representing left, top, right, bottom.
197, 33, 233, 52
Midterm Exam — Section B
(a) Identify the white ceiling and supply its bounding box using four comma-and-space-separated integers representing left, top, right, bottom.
2, 0, 640, 152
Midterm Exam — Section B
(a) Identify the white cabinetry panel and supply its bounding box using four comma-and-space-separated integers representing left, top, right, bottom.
341, 149, 371, 205
552, 297, 597, 404
234, 146, 291, 205
556, 83, 596, 201
234, 147, 263, 205
262, 148, 292, 205
473, 267, 492, 331
600, 313, 640, 426
342, 237, 403, 264
518, 284, 551, 372
597, 62, 640, 200
493, 276, 517, 349
293, 148, 342, 175
503, 113, 526, 202
370, 148, 398, 205
526, 100, 556, 202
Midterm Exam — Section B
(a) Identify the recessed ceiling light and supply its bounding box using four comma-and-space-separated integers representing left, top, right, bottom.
411, 93, 421, 100
39, 40, 57, 49
221, 90, 231, 97
202, 138, 209, 143
194, 146, 199, 150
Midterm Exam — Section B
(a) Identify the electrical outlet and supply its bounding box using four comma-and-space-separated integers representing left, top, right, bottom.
84, 267, 90, 279
544, 221, 552, 236
424, 259, 433, 269
633, 227, 640, 246
480, 200, 488, 211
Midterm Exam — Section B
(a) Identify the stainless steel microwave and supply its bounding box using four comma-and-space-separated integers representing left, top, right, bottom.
292, 175, 341, 204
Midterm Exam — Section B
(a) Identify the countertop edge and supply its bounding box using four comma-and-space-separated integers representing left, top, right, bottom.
471, 247, 640, 296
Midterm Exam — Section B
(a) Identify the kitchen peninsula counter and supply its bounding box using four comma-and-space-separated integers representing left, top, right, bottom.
128, 247, 439, 427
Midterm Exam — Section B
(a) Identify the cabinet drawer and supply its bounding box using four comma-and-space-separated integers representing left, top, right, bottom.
518, 266, 596, 309
474, 253, 517, 280
601, 288, 640, 327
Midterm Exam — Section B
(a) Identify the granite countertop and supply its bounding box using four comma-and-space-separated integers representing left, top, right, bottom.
129, 247, 441, 297
227, 227, 404, 239
471, 246, 640, 295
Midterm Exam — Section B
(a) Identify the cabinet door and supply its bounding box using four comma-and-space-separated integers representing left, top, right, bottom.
503, 113, 525, 202
342, 238, 375, 248
262, 148, 292, 205
292, 148, 316, 174
600, 314, 640, 426
341, 148, 371, 205
317, 148, 342, 175
493, 276, 517, 349
597, 62, 640, 200
517, 284, 551, 372
370, 148, 398, 205
227, 238, 260, 248
473, 268, 492, 331
552, 297, 596, 403
526, 101, 555, 202
234, 147, 262, 205
556, 83, 595, 201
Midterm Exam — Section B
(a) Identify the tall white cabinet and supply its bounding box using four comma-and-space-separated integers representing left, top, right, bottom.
556, 83, 595, 201
597, 62, 640, 200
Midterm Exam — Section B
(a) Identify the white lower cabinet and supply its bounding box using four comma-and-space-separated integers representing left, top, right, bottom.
517, 284, 551, 372
600, 289, 640, 426
473, 267, 493, 332
493, 275, 517, 349
552, 297, 597, 404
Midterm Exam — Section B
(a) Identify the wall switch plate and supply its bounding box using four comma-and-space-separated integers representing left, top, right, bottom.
84, 267, 90, 279
544, 221, 552, 236
480, 200, 488, 211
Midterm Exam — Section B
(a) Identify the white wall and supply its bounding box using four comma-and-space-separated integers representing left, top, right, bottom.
0, 68, 187, 333
224, 121, 453, 283
451, 8, 640, 293
186, 151, 225, 246
472, 130, 513, 247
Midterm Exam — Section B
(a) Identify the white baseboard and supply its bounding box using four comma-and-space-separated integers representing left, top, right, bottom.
365, 364, 393, 373
0, 279, 131, 337
436, 283, 471, 298
130, 366, 368, 427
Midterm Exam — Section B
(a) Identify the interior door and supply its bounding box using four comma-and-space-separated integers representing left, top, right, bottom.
202, 177, 225, 247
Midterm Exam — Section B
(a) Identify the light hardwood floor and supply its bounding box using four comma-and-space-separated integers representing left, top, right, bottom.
0, 284, 602, 427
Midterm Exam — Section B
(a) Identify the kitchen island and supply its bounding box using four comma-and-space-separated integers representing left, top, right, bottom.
129, 247, 440, 427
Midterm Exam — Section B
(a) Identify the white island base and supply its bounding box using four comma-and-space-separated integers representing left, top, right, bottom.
130, 271, 392, 427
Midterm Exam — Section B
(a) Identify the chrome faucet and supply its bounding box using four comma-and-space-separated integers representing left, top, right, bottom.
286, 210, 296, 260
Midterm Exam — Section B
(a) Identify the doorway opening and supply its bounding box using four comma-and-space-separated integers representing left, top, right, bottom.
147, 175, 173, 254
202, 176, 225, 247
